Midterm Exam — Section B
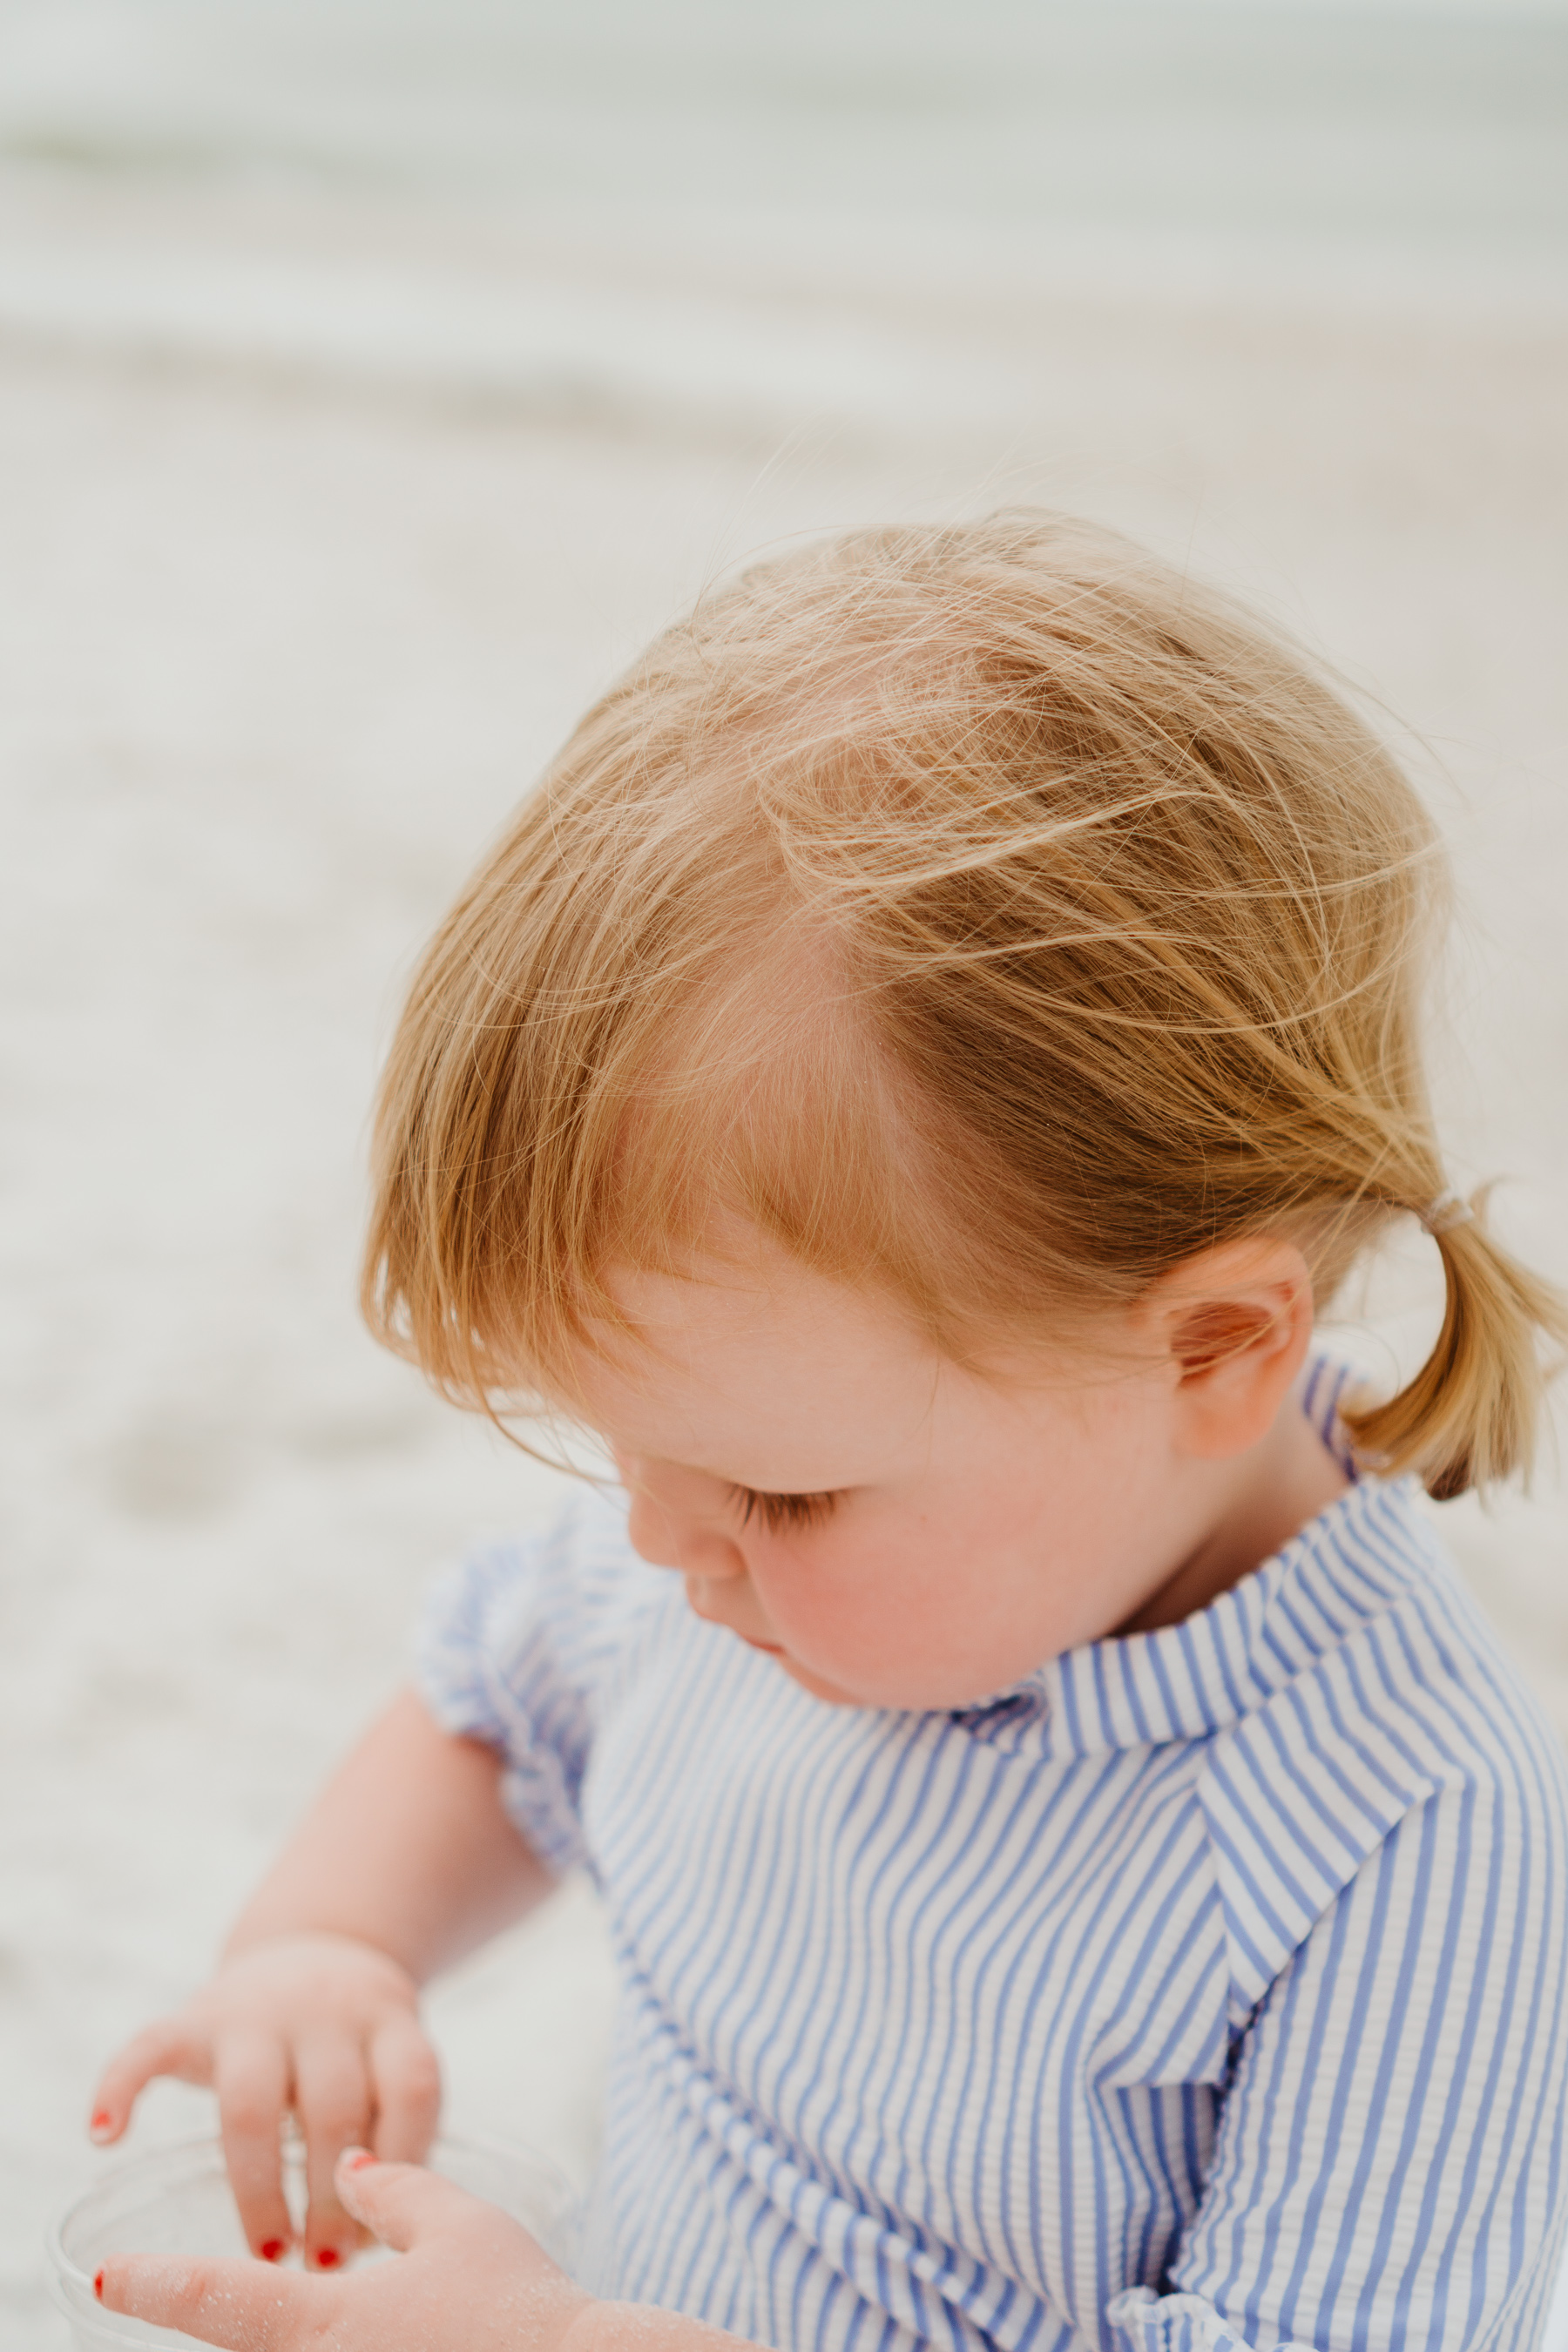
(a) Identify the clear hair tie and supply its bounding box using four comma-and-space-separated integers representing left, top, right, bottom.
1420, 1189, 1475, 1237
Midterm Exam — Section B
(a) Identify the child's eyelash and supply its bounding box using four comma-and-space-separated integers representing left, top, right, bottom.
730, 1485, 840, 1535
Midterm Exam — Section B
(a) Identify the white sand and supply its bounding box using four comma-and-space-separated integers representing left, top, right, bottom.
2, 142, 1566, 2349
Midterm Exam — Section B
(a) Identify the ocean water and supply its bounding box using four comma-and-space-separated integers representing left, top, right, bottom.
0, 0, 1563, 429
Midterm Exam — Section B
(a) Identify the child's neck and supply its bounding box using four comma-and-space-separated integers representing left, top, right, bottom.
1116, 1389, 1350, 1637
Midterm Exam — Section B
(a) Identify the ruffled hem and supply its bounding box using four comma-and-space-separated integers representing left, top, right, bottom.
1107, 2287, 1318, 2352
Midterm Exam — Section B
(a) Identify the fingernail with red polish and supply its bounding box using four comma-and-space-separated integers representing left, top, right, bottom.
89, 2112, 113, 2140
260, 2240, 286, 2264
345, 2150, 376, 2173
93, 2270, 105, 2303
315, 2247, 341, 2269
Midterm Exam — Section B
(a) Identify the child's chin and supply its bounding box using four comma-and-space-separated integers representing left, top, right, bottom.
775, 1649, 1016, 1715
774, 1654, 868, 1708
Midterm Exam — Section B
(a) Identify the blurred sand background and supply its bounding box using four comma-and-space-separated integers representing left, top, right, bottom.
2, 0, 1566, 2342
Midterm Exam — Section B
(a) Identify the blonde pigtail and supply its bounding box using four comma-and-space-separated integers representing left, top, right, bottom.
1342, 1193, 1568, 1500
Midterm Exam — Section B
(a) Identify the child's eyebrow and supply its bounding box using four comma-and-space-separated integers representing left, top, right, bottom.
608, 1453, 848, 1502
731, 1482, 841, 1504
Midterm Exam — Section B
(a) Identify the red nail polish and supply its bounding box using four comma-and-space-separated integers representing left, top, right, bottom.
346, 2151, 376, 2172
90, 2112, 112, 2133
260, 2240, 285, 2263
315, 2247, 340, 2268
93, 2270, 105, 2303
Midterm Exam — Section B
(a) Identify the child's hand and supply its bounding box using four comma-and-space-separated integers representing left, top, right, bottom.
88, 1932, 442, 2268
96, 2151, 596, 2352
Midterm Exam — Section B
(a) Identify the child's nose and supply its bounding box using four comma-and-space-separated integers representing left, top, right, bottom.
620, 1465, 746, 1580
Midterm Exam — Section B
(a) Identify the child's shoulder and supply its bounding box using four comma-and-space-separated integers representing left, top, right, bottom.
1189, 1450, 1568, 2012
416, 1483, 665, 1714
1293, 1355, 1558, 1791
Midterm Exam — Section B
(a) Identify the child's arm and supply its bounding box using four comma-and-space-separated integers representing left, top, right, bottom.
1106, 1776, 1565, 2352
222, 1686, 553, 1975
90, 1690, 554, 2268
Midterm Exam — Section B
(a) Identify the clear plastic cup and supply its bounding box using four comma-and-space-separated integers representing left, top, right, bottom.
47, 2132, 579, 2350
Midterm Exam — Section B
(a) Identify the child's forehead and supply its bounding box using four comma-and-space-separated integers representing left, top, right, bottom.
561, 1237, 947, 1483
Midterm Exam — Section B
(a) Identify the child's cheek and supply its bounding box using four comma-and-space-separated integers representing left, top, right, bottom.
760, 1544, 911, 1673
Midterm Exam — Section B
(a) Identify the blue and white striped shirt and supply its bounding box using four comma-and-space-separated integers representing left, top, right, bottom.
417, 1362, 1568, 2352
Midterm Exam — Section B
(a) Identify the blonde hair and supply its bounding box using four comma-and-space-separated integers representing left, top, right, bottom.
363, 511, 1566, 1499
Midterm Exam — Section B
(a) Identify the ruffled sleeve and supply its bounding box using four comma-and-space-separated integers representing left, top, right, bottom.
415, 1485, 662, 1880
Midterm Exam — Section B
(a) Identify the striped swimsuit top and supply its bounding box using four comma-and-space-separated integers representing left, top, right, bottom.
418, 1357, 1568, 2352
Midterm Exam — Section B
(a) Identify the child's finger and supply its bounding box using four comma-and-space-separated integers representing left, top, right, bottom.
97, 2248, 333, 2351
367, 2014, 443, 2163
89, 2019, 213, 2143
333, 2149, 517, 2255
292, 2034, 373, 2268
213, 2033, 295, 2263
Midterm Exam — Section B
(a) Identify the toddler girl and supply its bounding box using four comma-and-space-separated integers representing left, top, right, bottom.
93, 515, 1568, 2352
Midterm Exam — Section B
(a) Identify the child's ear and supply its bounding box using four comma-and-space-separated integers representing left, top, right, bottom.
1144, 1237, 1317, 1460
